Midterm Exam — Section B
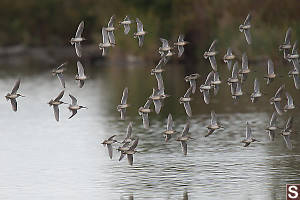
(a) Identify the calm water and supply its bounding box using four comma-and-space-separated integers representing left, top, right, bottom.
0, 60, 300, 200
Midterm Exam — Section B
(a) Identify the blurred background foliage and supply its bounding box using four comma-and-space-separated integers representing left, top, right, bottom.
0, 0, 300, 62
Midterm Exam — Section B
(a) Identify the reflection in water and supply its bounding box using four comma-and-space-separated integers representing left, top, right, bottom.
0, 61, 299, 199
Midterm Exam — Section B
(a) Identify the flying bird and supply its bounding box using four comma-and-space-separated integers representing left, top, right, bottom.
48, 90, 67, 122
75, 61, 87, 88
5, 79, 25, 112
70, 21, 85, 57
117, 87, 130, 120
68, 94, 87, 119
52, 62, 67, 88
203, 40, 218, 71
134, 18, 147, 47
239, 13, 252, 44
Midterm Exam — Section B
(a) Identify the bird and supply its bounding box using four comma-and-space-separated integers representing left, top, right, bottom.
134, 18, 147, 47
68, 94, 87, 119
239, 13, 252, 44
99, 27, 114, 56
289, 70, 300, 90
281, 116, 294, 149
70, 21, 85, 57
284, 92, 295, 112
117, 141, 131, 162
211, 71, 221, 96
179, 87, 192, 117
174, 34, 189, 57
119, 16, 132, 35
184, 73, 200, 94
199, 71, 214, 104
265, 112, 278, 141
117, 87, 130, 120
241, 122, 259, 147
122, 122, 134, 144
223, 47, 235, 71
101, 135, 118, 159
5, 79, 25, 112
159, 38, 172, 54
203, 40, 218, 71
149, 88, 163, 114
163, 114, 177, 142
279, 27, 292, 60
176, 121, 191, 156
205, 111, 223, 137
138, 99, 152, 129
75, 61, 87, 88
123, 137, 139, 165
286, 41, 299, 66
48, 90, 67, 122
250, 78, 262, 103
105, 15, 116, 44
239, 53, 250, 83
270, 85, 285, 115
52, 62, 67, 88
264, 59, 276, 85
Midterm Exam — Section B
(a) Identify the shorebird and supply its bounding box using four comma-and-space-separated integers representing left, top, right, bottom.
48, 90, 67, 122
211, 71, 221, 96
239, 53, 250, 83
265, 112, 278, 141
75, 61, 87, 88
264, 59, 276, 85
5, 79, 25, 112
176, 121, 191, 156
203, 40, 218, 71
68, 94, 87, 119
70, 21, 85, 57
174, 34, 189, 57
138, 99, 152, 129
250, 78, 262, 103
99, 27, 114, 56
134, 18, 147, 47
149, 88, 163, 114
52, 62, 67, 88
105, 15, 116, 44
199, 71, 214, 104
179, 87, 192, 117
279, 27, 292, 60
123, 137, 139, 165
284, 92, 295, 111
205, 111, 223, 137
122, 122, 133, 144
241, 122, 259, 147
119, 16, 132, 35
239, 13, 252, 44
281, 116, 294, 149
117, 87, 130, 120
270, 84, 285, 115
101, 135, 118, 159
117, 141, 131, 161
163, 114, 177, 142
184, 73, 200, 94
223, 47, 235, 71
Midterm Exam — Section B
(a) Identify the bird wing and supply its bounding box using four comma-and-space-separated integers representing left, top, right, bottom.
121, 87, 128, 105
211, 110, 217, 126
11, 79, 20, 94
203, 90, 210, 104
209, 56, 217, 71
181, 121, 190, 137
181, 141, 188, 156
10, 99, 17, 112
144, 99, 152, 109
178, 34, 184, 42
124, 24, 130, 34
108, 31, 115, 44
119, 153, 125, 161
142, 114, 149, 129
286, 92, 294, 107
285, 116, 293, 131
120, 108, 126, 120
77, 61, 85, 77
107, 15, 115, 28
126, 122, 133, 139
232, 62, 239, 79
205, 71, 214, 85
246, 122, 252, 140
184, 102, 192, 117
208, 40, 217, 51
244, 29, 252, 45
102, 27, 109, 44
68, 109, 77, 119
167, 114, 173, 131
189, 79, 196, 94
127, 154, 134, 165
244, 13, 251, 25
184, 87, 192, 98
107, 144, 113, 159
292, 41, 298, 54
283, 135, 292, 150
274, 101, 283, 115
129, 137, 139, 151
153, 100, 162, 114
75, 21, 84, 38
78, 80, 84, 88
54, 90, 64, 101
69, 94, 77, 106
57, 62, 67, 70
267, 59, 275, 75
138, 35, 145, 47
75, 42, 82, 57
53, 105, 59, 122
269, 112, 277, 127
57, 73, 65, 88
284, 27, 292, 44
178, 45, 184, 57
136, 18, 144, 32
155, 73, 164, 91
241, 53, 248, 71
275, 85, 285, 98
293, 74, 300, 89
254, 78, 260, 93
160, 38, 169, 48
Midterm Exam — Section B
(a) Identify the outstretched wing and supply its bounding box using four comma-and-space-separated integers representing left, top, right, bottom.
244, 29, 252, 45
11, 79, 21, 94
75, 21, 84, 38
121, 87, 128, 105
244, 13, 251, 26
267, 59, 275, 75
208, 40, 217, 51
136, 18, 144, 32
54, 90, 64, 101
181, 121, 190, 137
69, 94, 78, 106
167, 114, 173, 131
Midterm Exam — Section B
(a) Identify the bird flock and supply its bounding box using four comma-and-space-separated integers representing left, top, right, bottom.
5, 13, 299, 166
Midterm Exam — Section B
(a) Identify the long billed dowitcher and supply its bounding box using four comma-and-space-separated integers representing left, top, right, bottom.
199, 71, 214, 104
75, 61, 87, 88
123, 137, 139, 165
265, 112, 278, 141
138, 99, 152, 129
284, 92, 295, 112
101, 135, 118, 159
239, 13, 252, 44
239, 53, 250, 83
5, 79, 25, 112
134, 18, 147, 47
105, 15, 116, 44
99, 27, 114, 56
52, 62, 67, 88
174, 34, 189, 57
176, 121, 191, 156
281, 116, 294, 149
184, 73, 200, 94
70, 21, 85, 57
119, 16, 132, 35
117, 87, 130, 120
68, 94, 87, 119
203, 40, 218, 71
279, 27, 292, 60
250, 78, 262, 103
179, 87, 192, 117
48, 90, 67, 122
264, 59, 276, 85
163, 114, 177, 142
223, 47, 235, 71
242, 122, 259, 147
270, 84, 285, 115
205, 111, 223, 137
